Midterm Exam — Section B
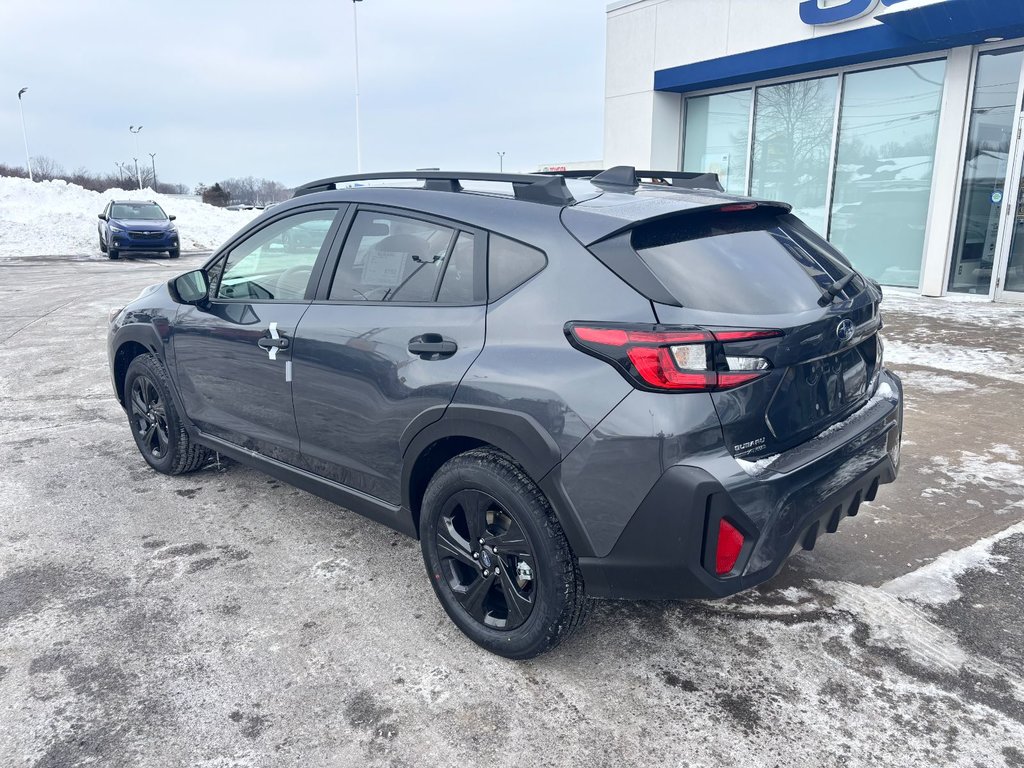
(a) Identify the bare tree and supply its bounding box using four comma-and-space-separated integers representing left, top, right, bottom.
30, 155, 65, 182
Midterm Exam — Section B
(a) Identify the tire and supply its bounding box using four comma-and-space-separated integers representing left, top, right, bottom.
99, 233, 107, 253
420, 448, 591, 659
123, 353, 210, 475
108, 248, 119, 260
168, 248, 180, 259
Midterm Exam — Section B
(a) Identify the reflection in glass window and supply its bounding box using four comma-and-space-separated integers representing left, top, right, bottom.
948, 48, 1024, 294
217, 211, 337, 301
828, 60, 946, 287
683, 90, 751, 195
330, 212, 454, 302
750, 77, 838, 235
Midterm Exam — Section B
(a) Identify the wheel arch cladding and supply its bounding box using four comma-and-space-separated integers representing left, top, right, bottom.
401, 406, 583, 545
113, 340, 155, 405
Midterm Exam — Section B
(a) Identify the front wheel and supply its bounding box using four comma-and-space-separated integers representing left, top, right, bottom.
108, 248, 119, 260
420, 448, 591, 659
123, 353, 210, 475
168, 248, 180, 259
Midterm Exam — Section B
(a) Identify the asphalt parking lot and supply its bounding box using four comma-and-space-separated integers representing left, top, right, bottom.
2, 252, 1023, 767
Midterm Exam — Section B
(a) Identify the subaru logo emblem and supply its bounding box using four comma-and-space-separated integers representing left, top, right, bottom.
836, 319, 855, 343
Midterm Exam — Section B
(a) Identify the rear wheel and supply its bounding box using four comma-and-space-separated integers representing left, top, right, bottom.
99, 233, 107, 253
420, 448, 590, 659
124, 353, 210, 475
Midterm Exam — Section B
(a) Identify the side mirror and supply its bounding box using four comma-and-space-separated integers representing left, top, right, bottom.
171, 269, 210, 305
168, 214, 176, 221
98, 213, 107, 220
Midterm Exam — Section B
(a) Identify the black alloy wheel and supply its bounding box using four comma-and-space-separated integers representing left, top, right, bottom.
433, 489, 536, 630
129, 375, 170, 461
122, 353, 210, 475
421, 448, 590, 659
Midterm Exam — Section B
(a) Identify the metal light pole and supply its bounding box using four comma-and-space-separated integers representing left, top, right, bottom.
129, 125, 143, 190
115, 162, 123, 185
497, 151, 505, 173
352, 0, 363, 172
17, 87, 33, 181
148, 152, 157, 189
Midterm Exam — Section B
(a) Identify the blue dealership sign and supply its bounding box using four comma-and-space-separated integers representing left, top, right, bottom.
800, 0, 909, 26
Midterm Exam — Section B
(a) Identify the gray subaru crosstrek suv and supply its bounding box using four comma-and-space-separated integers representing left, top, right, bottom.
107, 168, 903, 659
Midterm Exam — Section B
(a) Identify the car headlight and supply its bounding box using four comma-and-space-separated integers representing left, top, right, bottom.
109, 223, 127, 232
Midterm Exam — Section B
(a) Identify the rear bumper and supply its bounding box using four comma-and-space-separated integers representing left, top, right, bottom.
578, 370, 903, 600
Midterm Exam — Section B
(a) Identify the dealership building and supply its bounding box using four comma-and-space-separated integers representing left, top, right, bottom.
603, 0, 1024, 301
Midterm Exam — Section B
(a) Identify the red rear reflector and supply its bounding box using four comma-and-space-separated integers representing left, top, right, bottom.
716, 519, 745, 575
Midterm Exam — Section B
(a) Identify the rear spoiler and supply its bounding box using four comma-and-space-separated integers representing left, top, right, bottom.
563, 199, 793, 247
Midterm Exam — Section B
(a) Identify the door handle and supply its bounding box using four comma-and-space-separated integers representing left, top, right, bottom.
258, 322, 290, 360
257, 336, 289, 350
408, 333, 457, 358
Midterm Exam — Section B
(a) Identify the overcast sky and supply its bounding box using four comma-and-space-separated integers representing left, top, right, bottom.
0, 0, 608, 189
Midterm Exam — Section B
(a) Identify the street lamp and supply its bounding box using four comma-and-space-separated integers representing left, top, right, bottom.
497, 151, 505, 173
115, 162, 123, 185
352, 0, 363, 172
17, 87, 32, 181
129, 125, 143, 190
148, 152, 157, 189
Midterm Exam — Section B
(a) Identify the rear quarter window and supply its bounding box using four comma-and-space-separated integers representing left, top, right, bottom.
488, 234, 546, 300
631, 210, 832, 314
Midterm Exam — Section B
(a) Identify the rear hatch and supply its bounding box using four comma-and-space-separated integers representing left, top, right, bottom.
589, 205, 883, 461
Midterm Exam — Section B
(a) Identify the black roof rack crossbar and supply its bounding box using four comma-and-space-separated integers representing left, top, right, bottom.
538, 166, 724, 192
292, 171, 576, 205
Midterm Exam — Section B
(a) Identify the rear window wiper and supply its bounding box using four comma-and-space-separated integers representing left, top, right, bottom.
818, 272, 856, 306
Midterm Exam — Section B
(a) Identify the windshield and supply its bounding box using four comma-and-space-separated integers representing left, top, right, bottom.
110, 203, 166, 220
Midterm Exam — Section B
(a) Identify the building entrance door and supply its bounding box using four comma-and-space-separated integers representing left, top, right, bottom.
947, 47, 1024, 298
994, 114, 1024, 301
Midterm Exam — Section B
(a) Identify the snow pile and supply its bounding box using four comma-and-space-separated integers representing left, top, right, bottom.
882, 520, 1024, 605
0, 176, 260, 258
882, 290, 1024, 328
884, 339, 1024, 384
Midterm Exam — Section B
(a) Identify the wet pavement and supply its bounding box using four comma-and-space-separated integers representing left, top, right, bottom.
1, 255, 1022, 767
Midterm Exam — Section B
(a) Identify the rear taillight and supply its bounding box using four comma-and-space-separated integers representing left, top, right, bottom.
715, 519, 745, 575
566, 323, 781, 393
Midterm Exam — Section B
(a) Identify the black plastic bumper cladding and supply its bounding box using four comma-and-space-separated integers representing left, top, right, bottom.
579, 456, 897, 601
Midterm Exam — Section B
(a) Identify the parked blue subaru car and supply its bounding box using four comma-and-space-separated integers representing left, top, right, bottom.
98, 200, 180, 259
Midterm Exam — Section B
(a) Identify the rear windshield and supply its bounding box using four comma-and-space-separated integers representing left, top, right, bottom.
631, 210, 854, 314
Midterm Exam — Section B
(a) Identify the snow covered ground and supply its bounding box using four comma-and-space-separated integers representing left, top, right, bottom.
0, 176, 260, 258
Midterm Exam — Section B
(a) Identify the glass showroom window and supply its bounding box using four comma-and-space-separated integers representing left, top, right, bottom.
948, 47, 1024, 294
828, 60, 947, 287
750, 76, 838, 235
683, 90, 751, 195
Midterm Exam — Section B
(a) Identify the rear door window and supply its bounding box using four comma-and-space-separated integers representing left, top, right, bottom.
329, 211, 455, 302
631, 210, 837, 313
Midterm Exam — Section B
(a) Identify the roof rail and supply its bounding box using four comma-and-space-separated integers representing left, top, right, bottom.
292, 171, 576, 206
539, 166, 724, 192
